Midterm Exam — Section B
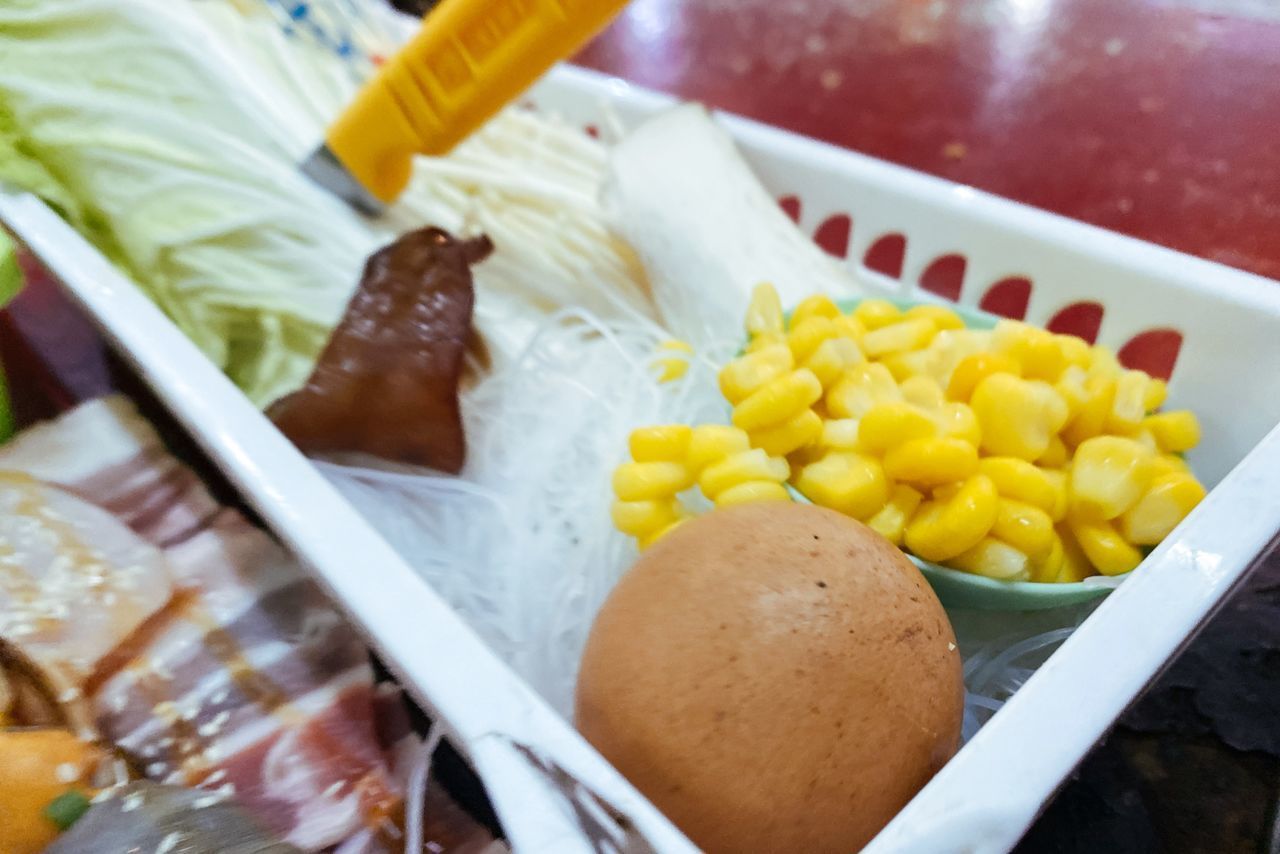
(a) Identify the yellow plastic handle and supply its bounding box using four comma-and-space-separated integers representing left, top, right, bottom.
326, 0, 631, 204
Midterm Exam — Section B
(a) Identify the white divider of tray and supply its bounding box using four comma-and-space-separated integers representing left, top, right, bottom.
0, 189, 696, 854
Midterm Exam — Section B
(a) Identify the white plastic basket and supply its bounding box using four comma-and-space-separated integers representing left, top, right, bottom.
4, 64, 1280, 853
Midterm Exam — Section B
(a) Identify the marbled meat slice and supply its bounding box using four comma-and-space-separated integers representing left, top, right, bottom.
0, 396, 219, 547
0, 474, 173, 686
0, 398, 401, 850
93, 512, 399, 850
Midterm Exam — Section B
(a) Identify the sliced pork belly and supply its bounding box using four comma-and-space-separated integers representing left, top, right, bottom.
0, 397, 402, 850
93, 512, 399, 849
0, 396, 220, 547
0, 474, 172, 685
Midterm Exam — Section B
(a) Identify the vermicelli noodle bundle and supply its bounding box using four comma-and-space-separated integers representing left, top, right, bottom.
324, 309, 738, 716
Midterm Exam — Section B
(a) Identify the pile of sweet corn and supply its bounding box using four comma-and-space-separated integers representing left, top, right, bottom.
612, 284, 1206, 583
612, 423, 791, 548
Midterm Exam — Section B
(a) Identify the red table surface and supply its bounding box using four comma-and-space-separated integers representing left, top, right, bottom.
575, 0, 1280, 281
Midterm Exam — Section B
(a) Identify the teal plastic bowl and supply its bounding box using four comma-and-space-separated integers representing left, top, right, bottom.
783, 297, 1128, 612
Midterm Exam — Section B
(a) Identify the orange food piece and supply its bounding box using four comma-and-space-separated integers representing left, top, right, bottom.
0, 730, 106, 854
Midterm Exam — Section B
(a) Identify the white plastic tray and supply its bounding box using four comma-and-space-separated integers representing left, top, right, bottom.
5, 63, 1280, 853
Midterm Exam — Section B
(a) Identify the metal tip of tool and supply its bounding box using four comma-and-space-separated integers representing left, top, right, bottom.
302, 144, 386, 218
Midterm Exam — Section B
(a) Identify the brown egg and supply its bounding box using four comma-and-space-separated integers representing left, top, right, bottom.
576, 502, 963, 853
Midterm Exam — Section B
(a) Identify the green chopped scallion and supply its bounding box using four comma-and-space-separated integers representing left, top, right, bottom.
43, 789, 91, 831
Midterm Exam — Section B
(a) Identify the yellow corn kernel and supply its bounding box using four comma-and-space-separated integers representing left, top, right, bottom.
946, 352, 1021, 403
714, 480, 792, 507
992, 498, 1055, 561
858, 402, 938, 454
861, 318, 939, 358
905, 304, 965, 331
1144, 410, 1201, 453
884, 437, 979, 487
853, 298, 902, 330
866, 484, 924, 546
904, 474, 999, 562
639, 518, 686, 550
1069, 516, 1143, 576
1149, 452, 1190, 478
1055, 524, 1095, 582
611, 498, 680, 537
750, 409, 823, 457
1070, 435, 1155, 520
1027, 337, 1071, 381
700, 449, 789, 500
943, 327, 995, 352
746, 283, 784, 338
1088, 345, 1122, 379
792, 324, 835, 369
1062, 373, 1117, 446
794, 451, 890, 519
832, 314, 867, 342
1056, 334, 1093, 370
1037, 435, 1069, 468
1133, 428, 1159, 454
1042, 468, 1069, 521
879, 349, 935, 382
994, 320, 1065, 379
790, 293, 842, 328
819, 418, 862, 450
654, 339, 694, 382
1054, 365, 1089, 419
1143, 378, 1168, 412
900, 375, 946, 411
787, 316, 839, 363
928, 329, 994, 388
1119, 473, 1206, 545
613, 461, 694, 501
686, 425, 751, 473
629, 425, 693, 462
827, 363, 902, 418
935, 402, 982, 446
1001, 323, 1068, 381
971, 374, 1070, 461
1030, 532, 1065, 583
948, 538, 1031, 581
803, 336, 864, 388
719, 344, 794, 404
656, 360, 687, 382
1107, 369, 1149, 435
991, 319, 1035, 355
732, 369, 823, 432
979, 457, 1060, 517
